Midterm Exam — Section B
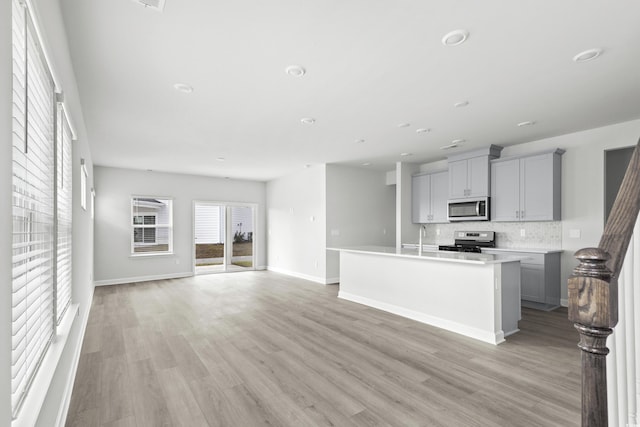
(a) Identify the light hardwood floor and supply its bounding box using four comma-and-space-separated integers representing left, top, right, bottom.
66, 271, 580, 426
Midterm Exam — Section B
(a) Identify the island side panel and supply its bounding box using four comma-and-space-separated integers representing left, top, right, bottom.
337, 251, 503, 344
497, 261, 521, 337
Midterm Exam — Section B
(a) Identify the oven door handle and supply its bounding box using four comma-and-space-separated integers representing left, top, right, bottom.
475, 201, 480, 216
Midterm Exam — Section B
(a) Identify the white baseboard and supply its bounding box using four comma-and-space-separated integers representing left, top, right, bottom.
338, 291, 504, 345
55, 283, 94, 427
94, 272, 193, 286
266, 266, 335, 285
326, 276, 340, 285
256, 265, 267, 271
560, 298, 568, 307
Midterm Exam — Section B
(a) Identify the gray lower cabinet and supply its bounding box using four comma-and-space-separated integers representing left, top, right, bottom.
490, 149, 564, 221
412, 171, 448, 223
484, 249, 561, 308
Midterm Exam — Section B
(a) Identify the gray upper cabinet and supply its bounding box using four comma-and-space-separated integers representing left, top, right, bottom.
447, 145, 503, 199
448, 157, 489, 198
491, 149, 564, 222
491, 158, 520, 221
412, 173, 430, 223
412, 171, 448, 223
430, 171, 448, 222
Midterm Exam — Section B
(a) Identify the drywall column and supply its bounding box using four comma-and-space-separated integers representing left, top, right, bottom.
0, 0, 14, 424
396, 162, 420, 249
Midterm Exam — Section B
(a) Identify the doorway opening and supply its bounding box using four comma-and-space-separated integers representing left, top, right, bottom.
194, 202, 256, 274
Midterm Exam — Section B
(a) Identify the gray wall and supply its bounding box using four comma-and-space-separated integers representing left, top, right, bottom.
0, 0, 96, 425
266, 165, 328, 283
94, 166, 267, 283
325, 165, 396, 281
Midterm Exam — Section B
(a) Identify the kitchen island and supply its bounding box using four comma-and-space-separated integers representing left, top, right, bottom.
328, 246, 522, 345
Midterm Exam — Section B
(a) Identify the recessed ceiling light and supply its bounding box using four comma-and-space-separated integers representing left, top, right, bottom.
454, 101, 469, 108
131, 0, 166, 12
362, 162, 372, 166
304, 164, 311, 168
400, 152, 412, 157
397, 123, 411, 128
173, 83, 193, 93
416, 128, 430, 133
517, 121, 536, 127
573, 48, 603, 63
146, 169, 153, 172
441, 139, 465, 150
355, 139, 366, 144
216, 157, 225, 162
301, 117, 316, 124
285, 65, 306, 77
442, 30, 469, 47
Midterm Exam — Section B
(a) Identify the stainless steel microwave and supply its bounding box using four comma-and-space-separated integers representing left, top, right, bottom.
447, 197, 490, 221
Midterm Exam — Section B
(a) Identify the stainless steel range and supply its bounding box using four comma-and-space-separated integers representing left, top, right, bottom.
438, 231, 496, 253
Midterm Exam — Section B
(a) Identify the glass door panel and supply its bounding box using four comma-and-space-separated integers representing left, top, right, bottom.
194, 203, 225, 274
229, 206, 254, 270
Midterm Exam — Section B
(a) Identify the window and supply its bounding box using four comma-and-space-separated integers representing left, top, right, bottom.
131, 197, 173, 254
56, 105, 73, 323
11, 0, 75, 417
80, 159, 87, 210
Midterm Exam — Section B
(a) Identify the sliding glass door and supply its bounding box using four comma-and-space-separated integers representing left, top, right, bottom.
229, 206, 254, 270
194, 202, 255, 274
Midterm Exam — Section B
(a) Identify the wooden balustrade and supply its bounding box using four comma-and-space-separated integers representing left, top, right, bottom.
568, 139, 640, 426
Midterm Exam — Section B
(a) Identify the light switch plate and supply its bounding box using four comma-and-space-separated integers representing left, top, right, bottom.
520, 229, 526, 237
570, 229, 581, 238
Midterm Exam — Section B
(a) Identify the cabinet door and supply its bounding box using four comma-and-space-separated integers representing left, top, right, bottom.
448, 160, 468, 199
429, 171, 449, 223
521, 264, 545, 302
411, 174, 431, 223
520, 153, 554, 221
467, 156, 489, 197
491, 159, 520, 221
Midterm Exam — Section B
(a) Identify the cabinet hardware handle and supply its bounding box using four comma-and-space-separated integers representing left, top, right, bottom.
516, 210, 519, 218
521, 210, 525, 218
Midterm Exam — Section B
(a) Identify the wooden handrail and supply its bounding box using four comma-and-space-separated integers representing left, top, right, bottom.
568, 139, 640, 426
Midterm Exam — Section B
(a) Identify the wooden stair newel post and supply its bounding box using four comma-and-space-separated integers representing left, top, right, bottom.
568, 248, 617, 427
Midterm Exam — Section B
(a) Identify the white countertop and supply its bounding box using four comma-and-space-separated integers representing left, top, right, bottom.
402, 243, 562, 254
481, 247, 563, 254
328, 245, 525, 265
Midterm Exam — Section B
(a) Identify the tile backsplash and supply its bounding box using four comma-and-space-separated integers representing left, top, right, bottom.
424, 221, 562, 249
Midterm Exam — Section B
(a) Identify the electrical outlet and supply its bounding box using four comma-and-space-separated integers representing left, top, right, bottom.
570, 229, 581, 238
436, 228, 440, 236
175, 259, 180, 265
331, 229, 340, 236
520, 229, 526, 237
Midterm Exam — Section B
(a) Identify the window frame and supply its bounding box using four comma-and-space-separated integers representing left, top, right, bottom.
130, 196, 174, 256
80, 159, 87, 210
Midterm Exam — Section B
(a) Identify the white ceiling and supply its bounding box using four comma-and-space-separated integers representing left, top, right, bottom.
59, 0, 640, 181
